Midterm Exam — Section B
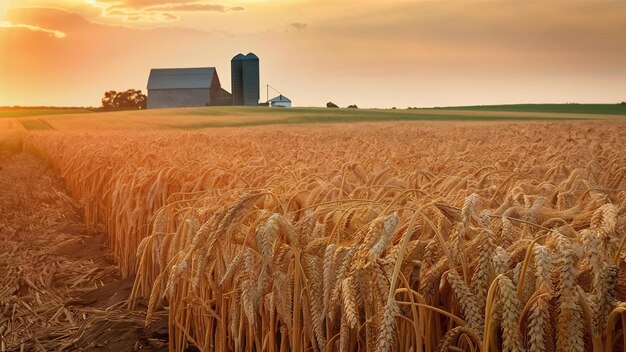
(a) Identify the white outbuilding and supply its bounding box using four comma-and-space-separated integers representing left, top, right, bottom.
269, 95, 292, 108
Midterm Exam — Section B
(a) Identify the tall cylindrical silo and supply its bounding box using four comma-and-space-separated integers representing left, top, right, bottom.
231, 53, 244, 106
242, 53, 260, 106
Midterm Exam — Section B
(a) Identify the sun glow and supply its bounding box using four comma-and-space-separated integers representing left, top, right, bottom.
84, 0, 107, 9
0, 2, 7, 22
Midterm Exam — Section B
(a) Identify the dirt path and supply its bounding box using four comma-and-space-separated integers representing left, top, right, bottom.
0, 152, 167, 351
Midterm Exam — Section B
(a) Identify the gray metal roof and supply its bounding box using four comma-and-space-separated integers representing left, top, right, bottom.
269, 94, 291, 102
147, 67, 215, 90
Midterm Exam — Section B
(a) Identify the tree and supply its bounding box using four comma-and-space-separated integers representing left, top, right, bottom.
102, 91, 117, 109
347, 104, 358, 109
326, 101, 339, 108
102, 89, 147, 110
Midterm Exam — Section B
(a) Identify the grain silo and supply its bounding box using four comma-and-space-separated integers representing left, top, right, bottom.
230, 54, 244, 106
231, 52, 260, 106
242, 53, 260, 106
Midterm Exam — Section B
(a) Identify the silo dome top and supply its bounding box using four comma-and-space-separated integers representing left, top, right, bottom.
244, 53, 258, 60
232, 53, 245, 61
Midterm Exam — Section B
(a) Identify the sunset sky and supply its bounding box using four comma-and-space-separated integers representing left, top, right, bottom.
1, 1, 625, 108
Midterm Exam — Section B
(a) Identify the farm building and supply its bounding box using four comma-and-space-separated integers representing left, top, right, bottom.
147, 67, 232, 109
269, 95, 291, 108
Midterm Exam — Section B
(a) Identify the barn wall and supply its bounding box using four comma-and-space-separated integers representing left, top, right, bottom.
147, 89, 211, 109
212, 88, 233, 106
209, 79, 231, 106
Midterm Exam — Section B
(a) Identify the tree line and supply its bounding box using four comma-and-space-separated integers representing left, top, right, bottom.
326, 102, 358, 109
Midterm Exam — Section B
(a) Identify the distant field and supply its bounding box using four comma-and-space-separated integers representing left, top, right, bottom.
0, 108, 92, 119
430, 103, 626, 115
18, 106, 618, 131
7, 104, 626, 131
155, 107, 594, 130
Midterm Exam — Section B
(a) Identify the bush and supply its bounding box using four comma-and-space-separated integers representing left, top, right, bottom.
102, 89, 147, 110
326, 102, 339, 108
347, 104, 358, 109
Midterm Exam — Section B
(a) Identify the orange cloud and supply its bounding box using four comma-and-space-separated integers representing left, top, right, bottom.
143, 3, 236, 12
101, 0, 210, 8
0, 21, 66, 38
104, 8, 179, 21
90, 1, 245, 22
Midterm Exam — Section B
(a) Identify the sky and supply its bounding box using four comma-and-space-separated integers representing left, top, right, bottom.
1, 0, 625, 108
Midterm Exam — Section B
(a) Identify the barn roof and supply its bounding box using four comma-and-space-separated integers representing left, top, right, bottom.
147, 67, 216, 90
269, 94, 291, 102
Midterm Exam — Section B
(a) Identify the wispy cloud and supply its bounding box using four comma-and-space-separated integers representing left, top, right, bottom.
0, 21, 66, 38
290, 22, 308, 30
105, 8, 179, 21
143, 3, 228, 12
89, 1, 245, 22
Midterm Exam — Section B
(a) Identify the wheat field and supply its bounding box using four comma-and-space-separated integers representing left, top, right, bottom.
21, 120, 626, 351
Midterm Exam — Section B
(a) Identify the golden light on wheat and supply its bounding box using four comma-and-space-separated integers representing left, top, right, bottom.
21, 121, 626, 351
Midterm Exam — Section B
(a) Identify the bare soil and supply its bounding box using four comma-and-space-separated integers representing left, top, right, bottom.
0, 152, 167, 351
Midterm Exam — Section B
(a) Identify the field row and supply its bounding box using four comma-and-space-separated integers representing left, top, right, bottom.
23, 121, 626, 351
7, 105, 626, 132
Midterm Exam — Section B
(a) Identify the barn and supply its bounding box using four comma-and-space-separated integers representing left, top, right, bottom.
147, 67, 232, 109
269, 95, 291, 108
